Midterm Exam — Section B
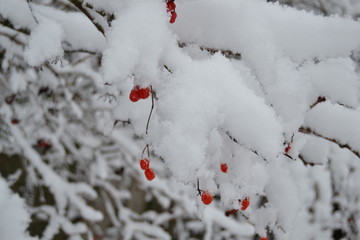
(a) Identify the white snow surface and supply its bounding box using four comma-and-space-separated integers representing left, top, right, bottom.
24, 15, 64, 66
0, 0, 36, 29
101, 0, 172, 85
32, 4, 106, 53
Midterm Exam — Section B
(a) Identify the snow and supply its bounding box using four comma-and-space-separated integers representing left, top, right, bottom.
0, 177, 37, 240
32, 4, 106, 53
101, 0, 171, 85
304, 102, 360, 154
3, 0, 360, 239
173, 0, 360, 61
301, 58, 360, 108
0, 0, 36, 29
24, 15, 64, 66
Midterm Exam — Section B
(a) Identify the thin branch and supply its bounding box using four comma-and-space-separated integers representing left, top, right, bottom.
178, 42, 241, 60
0, 18, 30, 35
145, 86, 155, 135
298, 154, 322, 167
196, 178, 202, 196
68, 0, 105, 36
225, 131, 267, 162
299, 127, 360, 159
309, 96, 326, 111
0, 32, 25, 46
141, 144, 149, 158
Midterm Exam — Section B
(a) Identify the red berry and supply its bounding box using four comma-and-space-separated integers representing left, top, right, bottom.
144, 168, 155, 181
138, 87, 150, 99
201, 191, 213, 205
38, 139, 51, 149
166, 1, 176, 12
225, 209, 238, 216
220, 163, 228, 173
285, 144, 291, 153
129, 88, 140, 102
5, 95, 15, 104
140, 158, 150, 170
11, 119, 19, 125
260, 238, 268, 240
241, 197, 250, 210
169, 11, 177, 24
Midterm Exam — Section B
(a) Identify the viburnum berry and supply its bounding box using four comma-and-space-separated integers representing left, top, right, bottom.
129, 85, 151, 102
241, 197, 250, 210
166, 1, 176, 12
169, 11, 177, 24
129, 88, 140, 102
225, 209, 238, 216
284, 144, 291, 153
260, 237, 268, 240
201, 191, 213, 205
5, 94, 15, 104
37, 139, 51, 149
220, 163, 228, 173
138, 87, 150, 99
11, 118, 19, 125
140, 158, 150, 170
144, 168, 155, 181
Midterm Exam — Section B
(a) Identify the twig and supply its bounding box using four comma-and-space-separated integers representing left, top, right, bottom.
145, 86, 154, 135
225, 131, 267, 162
141, 144, 149, 157
178, 42, 241, 60
0, 32, 24, 46
0, 18, 30, 34
196, 178, 202, 196
68, 0, 105, 36
299, 127, 360, 159
309, 96, 326, 110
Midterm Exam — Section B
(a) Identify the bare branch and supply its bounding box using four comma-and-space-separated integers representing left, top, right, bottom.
299, 127, 360, 159
0, 18, 30, 35
225, 130, 267, 162
68, 0, 105, 36
309, 96, 326, 110
178, 42, 241, 60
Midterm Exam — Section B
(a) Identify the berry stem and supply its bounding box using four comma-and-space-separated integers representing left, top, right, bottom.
145, 85, 154, 135
196, 178, 203, 196
141, 144, 149, 157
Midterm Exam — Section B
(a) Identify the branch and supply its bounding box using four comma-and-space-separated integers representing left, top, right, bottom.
68, 0, 105, 36
225, 131, 267, 162
178, 42, 241, 60
309, 96, 354, 111
299, 127, 360, 159
145, 86, 155, 135
0, 32, 25, 46
0, 17, 30, 35
298, 154, 322, 167
309, 96, 326, 110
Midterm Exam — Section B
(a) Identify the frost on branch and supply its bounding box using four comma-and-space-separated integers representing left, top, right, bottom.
2, 0, 360, 239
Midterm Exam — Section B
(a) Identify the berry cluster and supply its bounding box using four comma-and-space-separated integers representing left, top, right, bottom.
225, 197, 251, 216
139, 158, 156, 181
166, 0, 177, 24
129, 85, 150, 102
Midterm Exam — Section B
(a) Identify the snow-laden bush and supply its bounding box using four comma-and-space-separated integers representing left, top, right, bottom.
1, 0, 360, 239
